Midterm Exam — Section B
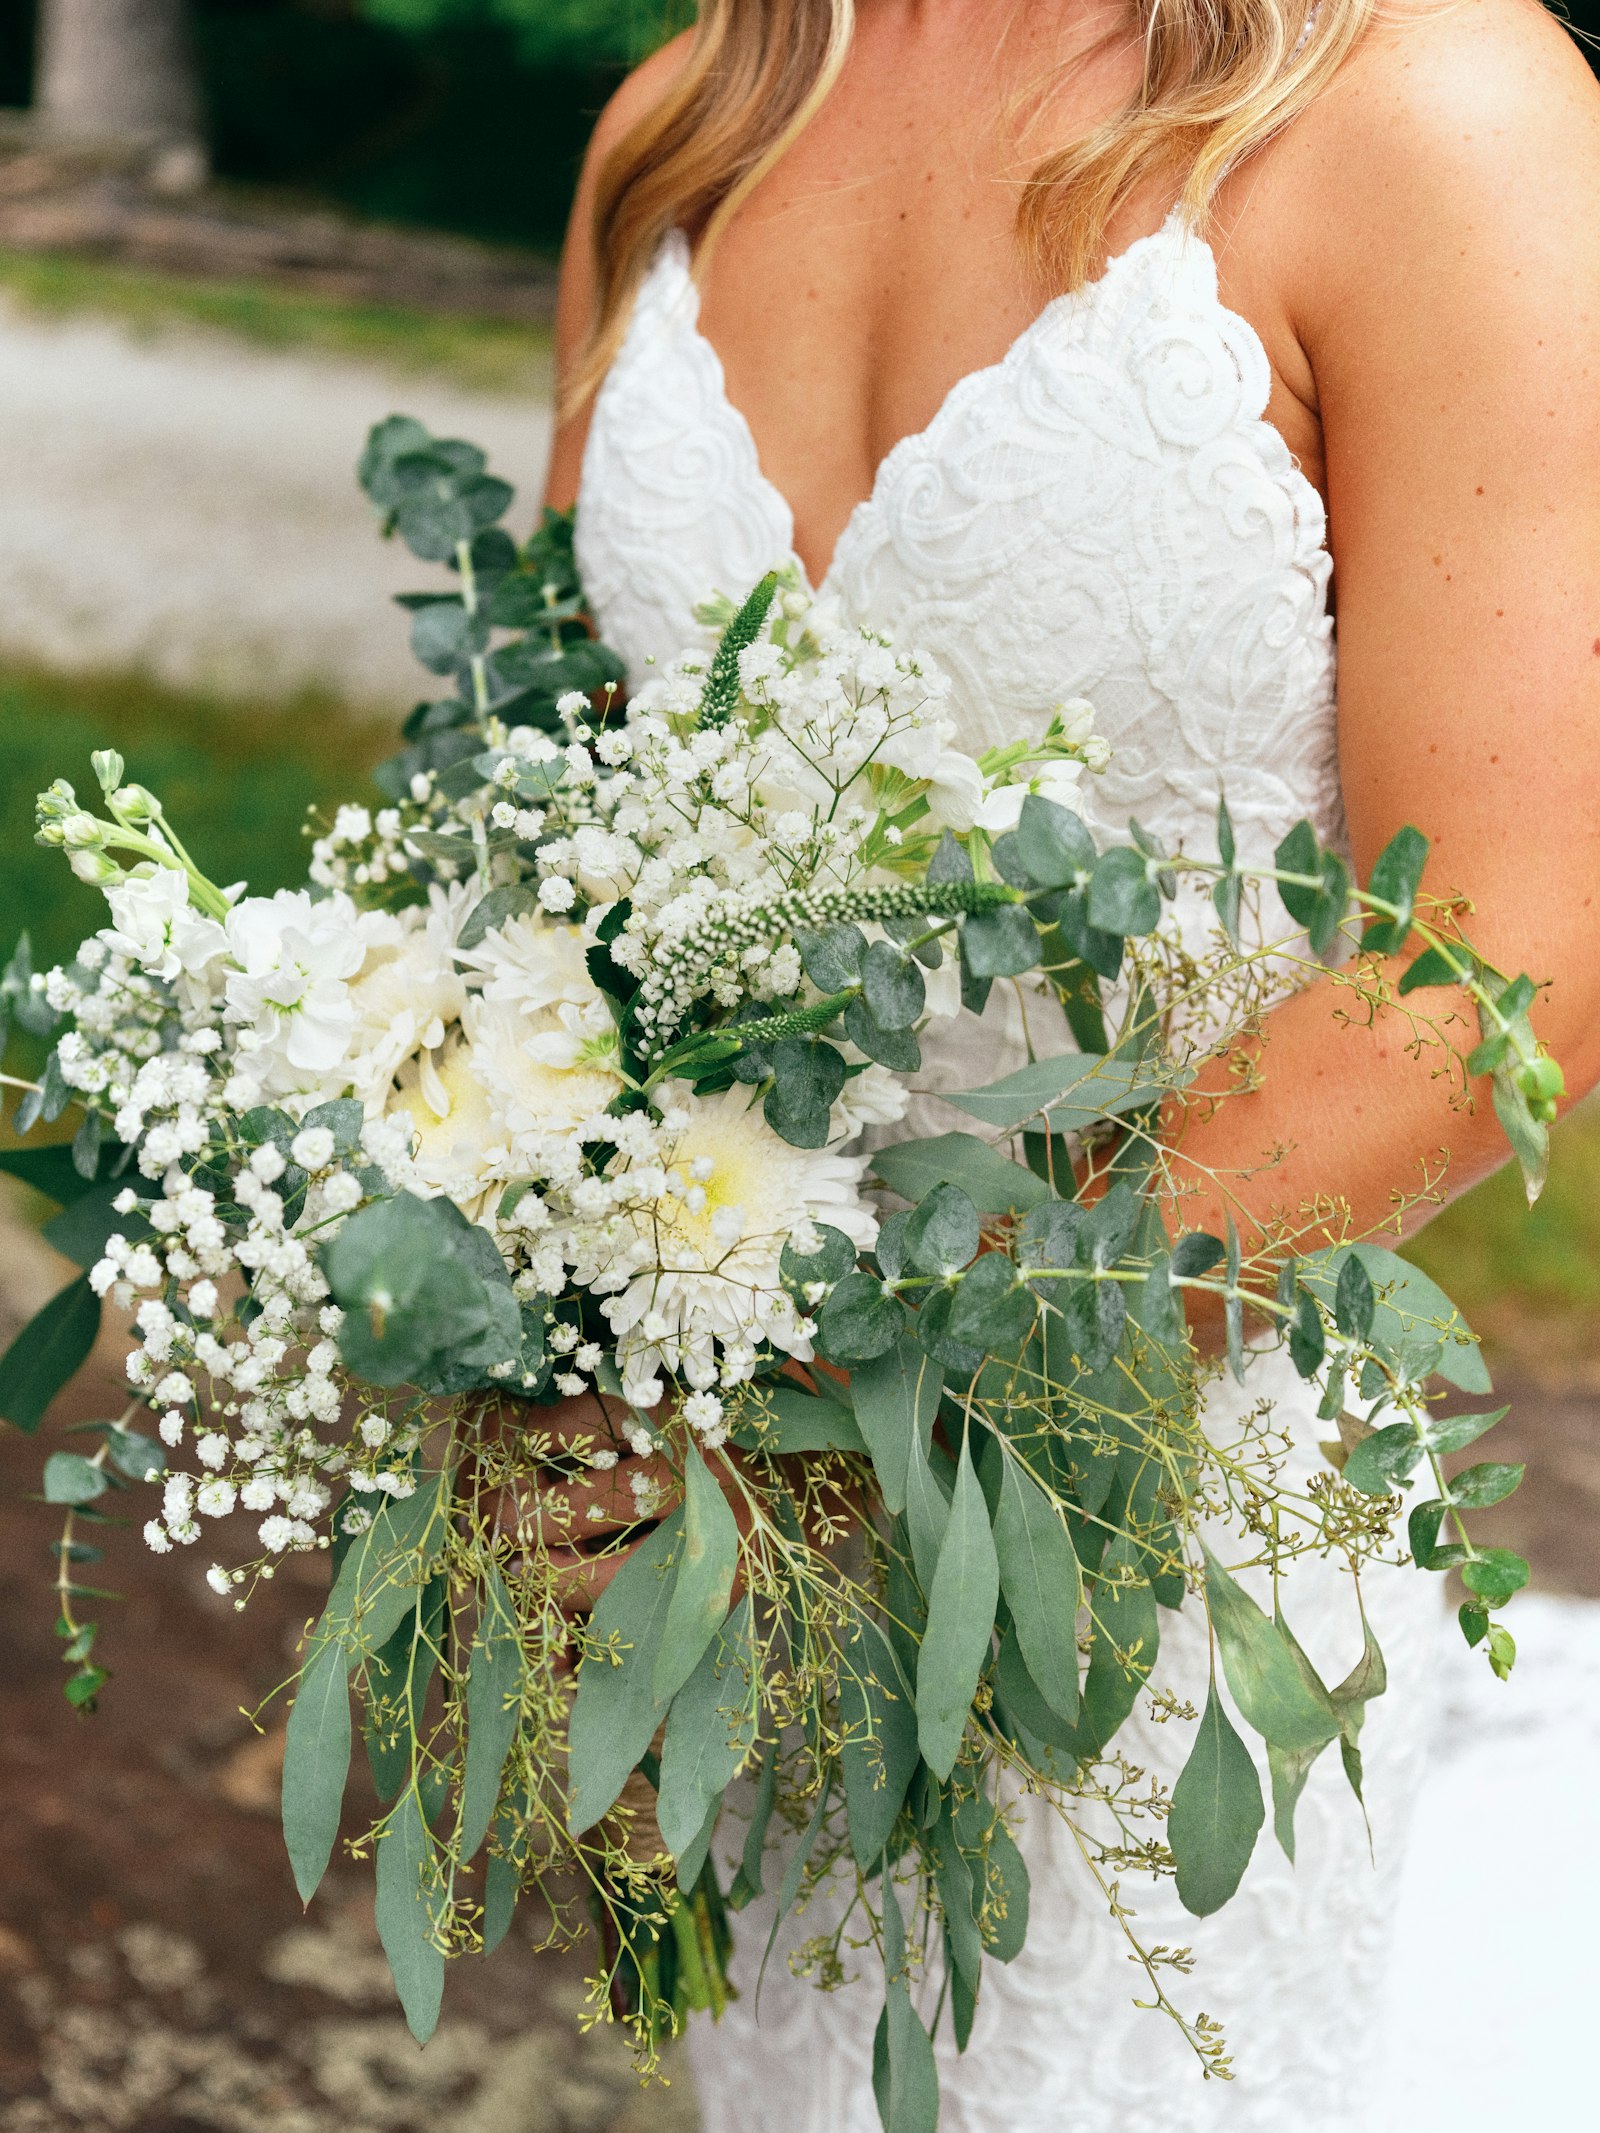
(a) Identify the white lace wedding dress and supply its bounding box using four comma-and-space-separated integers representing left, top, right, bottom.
575, 213, 1448, 2130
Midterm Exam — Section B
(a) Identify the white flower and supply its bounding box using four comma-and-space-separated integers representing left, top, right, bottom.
291, 1126, 336, 1170
342, 883, 471, 1109
831, 1063, 912, 1138
222, 890, 384, 1103
144, 1520, 173, 1554
974, 757, 1088, 836
682, 1391, 724, 1435
205, 1564, 232, 1596
598, 1081, 876, 1382
921, 750, 987, 833
102, 866, 227, 991
196, 1478, 236, 1518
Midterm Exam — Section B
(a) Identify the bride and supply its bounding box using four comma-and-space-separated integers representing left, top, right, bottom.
532, 2, 1600, 2126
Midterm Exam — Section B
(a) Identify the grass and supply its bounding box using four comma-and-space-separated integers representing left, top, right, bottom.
1406, 1103, 1600, 1373
0, 660, 389, 1007
0, 248, 554, 398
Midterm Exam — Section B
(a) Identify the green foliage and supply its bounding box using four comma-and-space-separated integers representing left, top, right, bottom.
991, 1455, 1081, 1725
0, 1276, 101, 1433
360, 0, 680, 69
658, 1598, 758, 1864
283, 1637, 355, 1906
457, 1562, 524, 1860
323, 1192, 521, 1392
655, 1444, 739, 1703
915, 1435, 1000, 1781
1169, 1684, 1264, 1916
567, 1511, 686, 1832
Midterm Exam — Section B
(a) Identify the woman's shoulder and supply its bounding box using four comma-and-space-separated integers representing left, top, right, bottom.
1242, 1, 1600, 363
581, 28, 698, 177
1285, 0, 1600, 240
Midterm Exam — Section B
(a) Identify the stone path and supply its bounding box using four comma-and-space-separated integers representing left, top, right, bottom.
0, 294, 552, 708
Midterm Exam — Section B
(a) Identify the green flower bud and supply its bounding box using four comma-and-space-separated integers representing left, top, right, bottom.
1516, 1055, 1564, 1106
113, 784, 158, 823
61, 813, 104, 851
90, 749, 125, 795
68, 848, 123, 886
35, 778, 78, 822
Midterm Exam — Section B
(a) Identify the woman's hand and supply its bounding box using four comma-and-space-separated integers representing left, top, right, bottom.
490, 1390, 674, 1618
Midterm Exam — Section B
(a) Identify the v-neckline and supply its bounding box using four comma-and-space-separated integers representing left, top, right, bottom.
664, 208, 1189, 593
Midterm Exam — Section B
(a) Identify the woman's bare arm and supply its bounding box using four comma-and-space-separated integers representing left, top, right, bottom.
1166, 2, 1600, 1250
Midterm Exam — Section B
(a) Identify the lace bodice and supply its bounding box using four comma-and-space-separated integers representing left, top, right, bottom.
576, 213, 1340, 871
575, 220, 1444, 2133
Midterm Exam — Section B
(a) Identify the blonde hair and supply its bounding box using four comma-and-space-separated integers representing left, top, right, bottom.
569, 0, 1376, 410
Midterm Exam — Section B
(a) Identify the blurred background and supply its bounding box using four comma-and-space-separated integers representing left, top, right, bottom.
0, 5, 1597, 2130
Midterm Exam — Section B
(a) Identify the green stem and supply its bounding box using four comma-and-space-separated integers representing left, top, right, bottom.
457, 537, 492, 719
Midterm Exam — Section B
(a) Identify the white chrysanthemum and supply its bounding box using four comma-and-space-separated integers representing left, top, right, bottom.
467, 991, 625, 1156
455, 912, 600, 1018
344, 882, 471, 1109
598, 1080, 876, 1389
388, 1030, 504, 1218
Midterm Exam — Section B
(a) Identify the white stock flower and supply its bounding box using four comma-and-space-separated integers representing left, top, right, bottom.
221, 890, 384, 1104
974, 756, 1088, 836
830, 1063, 911, 1138
101, 866, 227, 993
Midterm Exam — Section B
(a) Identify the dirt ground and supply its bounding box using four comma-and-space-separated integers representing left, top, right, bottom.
2, 1194, 1596, 2132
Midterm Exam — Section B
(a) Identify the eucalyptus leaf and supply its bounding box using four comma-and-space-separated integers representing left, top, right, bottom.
947, 1051, 1173, 1135
871, 1134, 1048, 1214
457, 884, 542, 952
655, 1443, 739, 1704
1170, 1684, 1264, 1915
903, 1183, 981, 1278
568, 1511, 685, 1833
862, 941, 927, 1029
849, 1338, 943, 1515
876, 1873, 941, 2133
946, 1254, 1036, 1358
1203, 1549, 1340, 1755
0, 1275, 100, 1433
282, 1636, 354, 1906
41, 1450, 108, 1505
1012, 794, 1096, 888
374, 1789, 446, 2044
1304, 1244, 1489, 1394
916, 1434, 1000, 1780
960, 904, 1040, 980
817, 1272, 905, 1364
992, 1456, 1081, 1723
839, 1621, 920, 1870
457, 1562, 523, 1862
658, 1597, 758, 1862
764, 1038, 847, 1148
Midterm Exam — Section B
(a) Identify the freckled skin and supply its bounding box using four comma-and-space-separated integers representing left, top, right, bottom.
535, 0, 1600, 1520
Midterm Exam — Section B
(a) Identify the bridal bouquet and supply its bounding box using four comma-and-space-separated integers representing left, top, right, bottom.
0, 419, 1561, 2123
